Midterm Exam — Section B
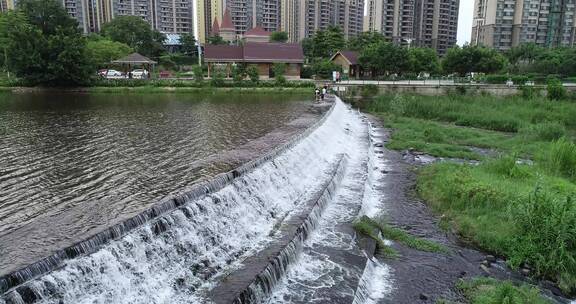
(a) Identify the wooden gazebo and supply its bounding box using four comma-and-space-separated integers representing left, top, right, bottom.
111, 53, 157, 79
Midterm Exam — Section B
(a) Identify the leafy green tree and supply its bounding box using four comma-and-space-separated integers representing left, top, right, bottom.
310, 26, 345, 59
359, 41, 409, 77
207, 35, 227, 45
506, 43, 543, 65
442, 45, 507, 76
246, 65, 259, 83
408, 47, 440, 75
347, 31, 386, 51
270, 31, 288, 43
17, 0, 77, 35
101, 16, 166, 57
1, 1, 92, 86
179, 33, 197, 55
86, 37, 133, 68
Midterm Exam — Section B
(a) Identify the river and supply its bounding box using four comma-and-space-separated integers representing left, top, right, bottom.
0, 91, 314, 278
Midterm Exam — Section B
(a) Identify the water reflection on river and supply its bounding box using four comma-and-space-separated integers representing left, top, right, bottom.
0, 91, 310, 275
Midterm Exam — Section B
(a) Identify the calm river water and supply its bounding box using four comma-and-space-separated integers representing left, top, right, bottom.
0, 92, 312, 276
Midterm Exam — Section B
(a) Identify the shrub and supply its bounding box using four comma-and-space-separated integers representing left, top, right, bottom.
547, 78, 566, 100
539, 138, 576, 180
518, 85, 539, 99
300, 65, 314, 79
232, 65, 246, 84
360, 84, 379, 99
484, 74, 509, 84
483, 155, 530, 179
509, 188, 576, 294
210, 67, 225, 87
246, 66, 259, 83
521, 122, 566, 141
458, 278, 551, 304
192, 66, 203, 84
312, 60, 342, 79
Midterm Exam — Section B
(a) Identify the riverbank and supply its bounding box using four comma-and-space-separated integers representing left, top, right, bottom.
358, 93, 576, 302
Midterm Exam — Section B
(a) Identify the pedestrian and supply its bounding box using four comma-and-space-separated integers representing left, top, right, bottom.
322, 86, 327, 100
315, 88, 320, 102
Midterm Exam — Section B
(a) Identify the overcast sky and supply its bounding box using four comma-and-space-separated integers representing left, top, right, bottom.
457, 0, 474, 45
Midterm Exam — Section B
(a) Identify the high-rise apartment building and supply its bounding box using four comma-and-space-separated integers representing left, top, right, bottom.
153, 0, 194, 33
471, 0, 576, 51
0, 0, 15, 12
279, 0, 364, 42
363, 0, 459, 54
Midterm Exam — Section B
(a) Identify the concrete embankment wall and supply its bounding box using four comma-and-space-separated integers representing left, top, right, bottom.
334, 83, 576, 97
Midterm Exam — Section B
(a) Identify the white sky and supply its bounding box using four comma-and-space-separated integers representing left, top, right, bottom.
457, 0, 474, 46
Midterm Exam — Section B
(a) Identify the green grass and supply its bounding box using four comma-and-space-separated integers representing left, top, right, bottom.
458, 278, 551, 304
418, 155, 576, 294
367, 94, 576, 160
364, 93, 576, 296
352, 218, 398, 258
354, 216, 448, 255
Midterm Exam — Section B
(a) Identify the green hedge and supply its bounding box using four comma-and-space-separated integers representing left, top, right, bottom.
91, 78, 315, 88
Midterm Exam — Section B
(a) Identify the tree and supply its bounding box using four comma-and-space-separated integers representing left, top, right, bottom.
442, 45, 507, 76
309, 26, 345, 59
506, 43, 543, 65
179, 33, 197, 55
17, 0, 78, 35
347, 31, 386, 51
1, 1, 92, 86
207, 35, 227, 45
408, 47, 440, 75
86, 37, 133, 68
101, 16, 166, 57
359, 41, 409, 77
270, 31, 288, 43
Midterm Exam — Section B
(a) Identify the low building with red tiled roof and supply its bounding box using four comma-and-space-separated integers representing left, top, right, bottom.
243, 26, 272, 43
204, 42, 304, 80
330, 50, 362, 79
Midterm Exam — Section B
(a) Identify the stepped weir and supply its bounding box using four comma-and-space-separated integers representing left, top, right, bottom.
1, 97, 393, 304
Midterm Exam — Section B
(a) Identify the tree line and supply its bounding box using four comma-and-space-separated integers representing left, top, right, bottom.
2, 0, 576, 86
303, 26, 576, 80
0, 0, 183, 86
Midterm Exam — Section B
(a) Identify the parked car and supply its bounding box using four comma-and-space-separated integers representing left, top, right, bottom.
100, 69, 124, 79
131, 69, 149, 79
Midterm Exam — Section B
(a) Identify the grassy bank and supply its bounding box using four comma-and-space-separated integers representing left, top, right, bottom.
363, 94, 576, 295
453, 278, 551, 304
364, 94, 576, 159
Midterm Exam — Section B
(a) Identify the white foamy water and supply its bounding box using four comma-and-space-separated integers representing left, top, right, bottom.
265, 100, 394, 303
2, 99, 377, 304
353, 258, 394, 304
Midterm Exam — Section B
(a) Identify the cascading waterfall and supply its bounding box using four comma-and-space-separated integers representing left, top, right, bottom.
352, 257, 393, 304
231, 156, 348, 304
1, 99, 367, 304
